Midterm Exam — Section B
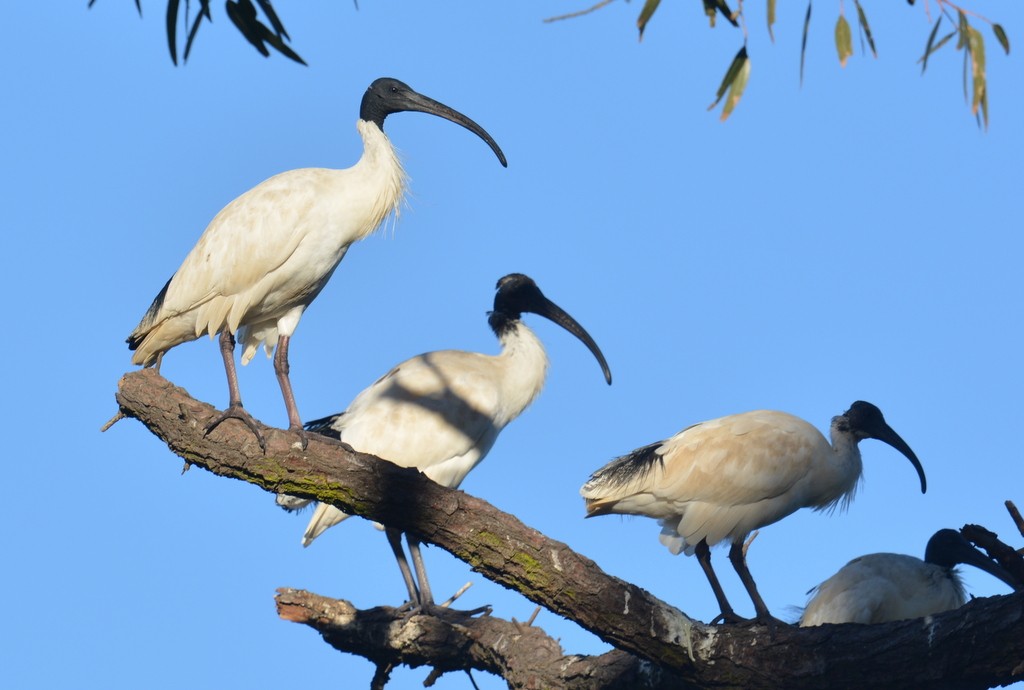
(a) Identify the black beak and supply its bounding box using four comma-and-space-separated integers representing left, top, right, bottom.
396, 89, 507, 167
871, 423, 927, 494
926, 529, 1021, 591
529, 295, 612, 385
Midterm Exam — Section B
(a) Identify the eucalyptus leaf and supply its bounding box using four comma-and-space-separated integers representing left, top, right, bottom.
637, 0, 661, 39
800, 1, 812, 86
993, 24, 1010, 55
767, 0, 777, 42
854, 0, 877, 58
166, 0, 180, 65
920, 17, 943, 73
835, 14, 853, 67
967, 26, 987, 127
709, 46, 749, 108
720, 55, 751, 121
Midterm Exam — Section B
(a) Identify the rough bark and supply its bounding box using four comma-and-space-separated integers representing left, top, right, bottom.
113, 369, 1024, 689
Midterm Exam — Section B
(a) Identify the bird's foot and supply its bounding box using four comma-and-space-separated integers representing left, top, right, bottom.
400, 600, 492, 620
712, 610, 786, 637
205, 404, 267, 452
397, 583, 490, 620
710, 609, 748, 625
288, 424, 309, 451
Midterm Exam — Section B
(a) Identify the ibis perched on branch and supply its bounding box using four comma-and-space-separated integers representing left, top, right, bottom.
127, 78, 506, 449
800, 528, 1020, 626
278, 273, 612, 608
581, 401, 926, 624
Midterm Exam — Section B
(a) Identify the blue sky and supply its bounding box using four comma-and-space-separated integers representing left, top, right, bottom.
3, 3, 1022, 688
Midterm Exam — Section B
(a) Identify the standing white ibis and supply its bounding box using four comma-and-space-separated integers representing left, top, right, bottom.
277, 273, 612, 608
800, 528, 1020, 626
580, 401, 926, 624
127, 78, 506, 449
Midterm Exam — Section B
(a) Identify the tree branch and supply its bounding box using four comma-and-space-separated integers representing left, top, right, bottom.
113, 369, 1024, 689
275, 588, 688, 690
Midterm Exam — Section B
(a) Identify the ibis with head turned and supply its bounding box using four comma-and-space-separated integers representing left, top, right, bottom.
277, 273, 612, 609
800, 528, 1020, 626
127, 78, 506, 448
581, 401, 926, 625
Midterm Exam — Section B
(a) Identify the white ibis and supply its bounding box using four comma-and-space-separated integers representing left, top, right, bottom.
278, 273, 612, 608
800, 528, 1020, 626
580, 401, 926, 624
126, 78, 506, 449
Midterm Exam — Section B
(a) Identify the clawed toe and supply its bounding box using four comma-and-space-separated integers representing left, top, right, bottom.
205, 404, 267, 452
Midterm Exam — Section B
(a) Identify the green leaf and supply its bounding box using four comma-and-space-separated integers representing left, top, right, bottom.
920, 17, 943, 73
854, 0, 877, 58
708, 46, 750, 121
183, 0, 213, 63
956, 10, 969, 50
226, 0, 271, 58
767, 0, 777, 42
993, 24, 1010, 55
711, 0, 739, 27
835, 14, 853, 68
720, 53, 751, 121
967, 26, 988, 128
637, 0, 661, 39
919, 31, 956, 72
166, 0, 180, 65
255, 0, 290, 40
702, 0, 717, 27
800, 1, 812, 86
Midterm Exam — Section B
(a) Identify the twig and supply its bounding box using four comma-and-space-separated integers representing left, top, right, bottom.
544, 0, 616, 24
1006, 501, 1024, 540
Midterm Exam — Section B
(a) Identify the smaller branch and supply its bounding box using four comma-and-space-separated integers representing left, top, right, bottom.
935, 0, 997, 27
544, 0, 617, 24
961, 523, 1024, 587
275, 588, 685, 690
1006, 501, 1024, 540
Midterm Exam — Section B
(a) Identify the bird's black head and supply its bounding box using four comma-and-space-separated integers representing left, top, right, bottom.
488, 273, 612, 385
359, 77, 507, 167
925, 529, 1021, 590
840, 401, 927, 494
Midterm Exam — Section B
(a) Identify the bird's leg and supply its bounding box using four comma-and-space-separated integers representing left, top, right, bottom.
727, 540, 780, 631
204, 330, 267, 452
385, 528, 422, 608
407, 535, 435, 608
695, 539, 745, 624
273, 335, 308, 449
405, 535, 490, 618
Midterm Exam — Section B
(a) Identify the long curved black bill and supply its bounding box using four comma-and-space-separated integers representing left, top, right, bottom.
399, 90, 507, 167
927, 529, 1021, 591
874, 424, 927, 494
529, 296, 612, 385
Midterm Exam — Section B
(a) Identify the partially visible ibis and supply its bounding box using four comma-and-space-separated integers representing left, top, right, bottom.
278, 273, 611, 608
127, 78, 506, 448
800, 528, 1020, 626
581, 401, 926, 624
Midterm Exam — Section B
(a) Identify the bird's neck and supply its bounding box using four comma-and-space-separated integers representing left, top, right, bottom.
352, 119, 408, 238
816, 427, 865, 510
493, 321, 550, 427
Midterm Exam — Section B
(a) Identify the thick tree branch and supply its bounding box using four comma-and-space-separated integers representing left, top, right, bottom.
275, 588, 688, 690
114, 369, 1024, 689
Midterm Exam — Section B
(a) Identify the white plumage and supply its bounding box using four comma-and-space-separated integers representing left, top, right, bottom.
800, 529, 1019, 626
127, 78, 506, 446
279, 273, 612, 607
581, 401, 926, 623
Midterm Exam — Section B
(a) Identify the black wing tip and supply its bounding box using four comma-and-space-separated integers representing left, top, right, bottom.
587, 441, 664, 489
303, 413, 343, 438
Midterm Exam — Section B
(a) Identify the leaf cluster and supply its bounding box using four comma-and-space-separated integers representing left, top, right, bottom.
87, 2, 1014, 125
